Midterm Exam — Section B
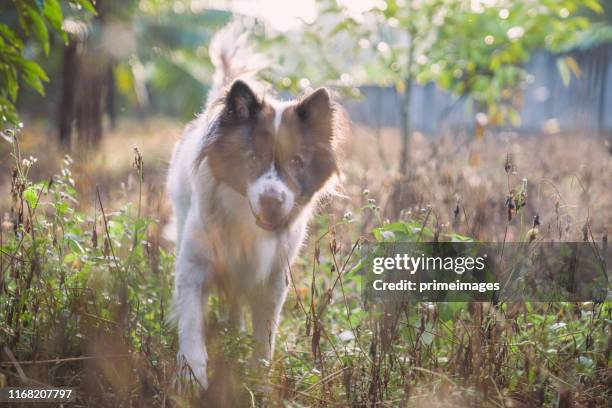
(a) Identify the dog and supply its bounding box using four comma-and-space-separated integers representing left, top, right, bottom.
166, 23, 346, 389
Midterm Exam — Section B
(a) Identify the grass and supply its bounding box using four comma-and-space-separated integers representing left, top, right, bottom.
0, 121, 610, 407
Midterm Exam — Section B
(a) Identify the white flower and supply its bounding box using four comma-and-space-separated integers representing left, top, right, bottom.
507, 26, 525, 41
377, 41, 390, 55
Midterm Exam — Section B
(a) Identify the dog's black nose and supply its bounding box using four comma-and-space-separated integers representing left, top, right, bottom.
260, 193, 283, 214
258, 191, 286, 229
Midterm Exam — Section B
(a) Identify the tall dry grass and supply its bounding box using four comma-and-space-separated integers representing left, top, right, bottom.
0, 119, 610, 407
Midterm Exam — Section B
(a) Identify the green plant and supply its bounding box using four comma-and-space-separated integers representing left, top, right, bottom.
0, 0, 95, 129
260, 0, 602, 172
0, 131, 176, 404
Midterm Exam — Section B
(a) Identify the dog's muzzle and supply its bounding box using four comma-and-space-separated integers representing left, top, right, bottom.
251, 190, 289, 231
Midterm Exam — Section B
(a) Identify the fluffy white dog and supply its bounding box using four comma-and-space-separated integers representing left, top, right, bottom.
166, 23, 346, 388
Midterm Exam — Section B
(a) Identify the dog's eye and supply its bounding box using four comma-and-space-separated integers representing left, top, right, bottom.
290, 156, 304, 171
247, 152, 259, 163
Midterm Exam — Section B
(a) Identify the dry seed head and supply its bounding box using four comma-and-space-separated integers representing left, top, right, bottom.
453, 195, 460, 220
505, 195, 515, 221
92, 225, 98, 249
133, 148, 144, 181
518, 191, 527, 208
504, 153, 512, 173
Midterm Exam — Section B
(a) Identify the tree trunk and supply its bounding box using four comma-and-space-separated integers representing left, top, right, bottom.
57, 0, 111, 149
58, 40, 79, 148
106, 63, 117, 131
76, 67, 105, 148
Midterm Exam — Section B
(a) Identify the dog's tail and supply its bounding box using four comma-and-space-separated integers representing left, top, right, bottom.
207, 20, 267, 103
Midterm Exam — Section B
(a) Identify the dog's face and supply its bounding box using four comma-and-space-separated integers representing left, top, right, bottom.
201, 80, 340, 231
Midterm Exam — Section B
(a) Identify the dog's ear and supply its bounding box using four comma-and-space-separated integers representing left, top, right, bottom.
225, 80, 261, 121
297, 88, 331, 122
297, 88, 336, 144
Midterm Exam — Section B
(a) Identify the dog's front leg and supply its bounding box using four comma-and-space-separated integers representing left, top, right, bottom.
249, 274, 288, 367
173, 246, 210, 389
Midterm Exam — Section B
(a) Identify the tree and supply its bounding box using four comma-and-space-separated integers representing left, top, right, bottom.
57, 0, 136, 148
0, 0, 95, 131
260, 0, 601, 174
57, 0, 231, 147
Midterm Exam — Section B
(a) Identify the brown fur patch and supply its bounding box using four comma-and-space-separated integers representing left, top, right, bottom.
195, 80, 346, 228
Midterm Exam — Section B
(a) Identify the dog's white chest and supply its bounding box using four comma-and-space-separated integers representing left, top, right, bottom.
253, 236, 278, 283
221, 232, 279, 288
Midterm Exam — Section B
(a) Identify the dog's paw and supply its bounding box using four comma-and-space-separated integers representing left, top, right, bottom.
176, 351, 208, 390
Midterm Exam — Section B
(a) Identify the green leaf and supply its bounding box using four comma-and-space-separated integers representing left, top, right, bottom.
448, 233, 475, 242
330, 18, 357, 36
0, 24, 24, 50
43, 0, 67, 41
23, 186, 39, 209
53, 201, 69, 215
420, 323, 434, 346
2, 66, 19, 101
563, 56, 581, 78
25, 5, 50, 55
72, 0, 98, 15
556, 58, 571, 87
20, 59, 49, 95
0, 95, 20, 126
508, 108, 521, 127
438, 302, 466, 322
583, 0, 603, 14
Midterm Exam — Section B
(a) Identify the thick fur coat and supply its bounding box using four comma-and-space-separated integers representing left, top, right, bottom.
166, 23, 346, 388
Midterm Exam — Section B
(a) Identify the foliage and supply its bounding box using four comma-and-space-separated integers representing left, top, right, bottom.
125, 5, 231, 120
0, 132, 176, 404
0, 0, 234, 126
0, 0, 95, 129
571, 22, 612, 50
261, 0, 602, 127
6, 1, 609, 133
